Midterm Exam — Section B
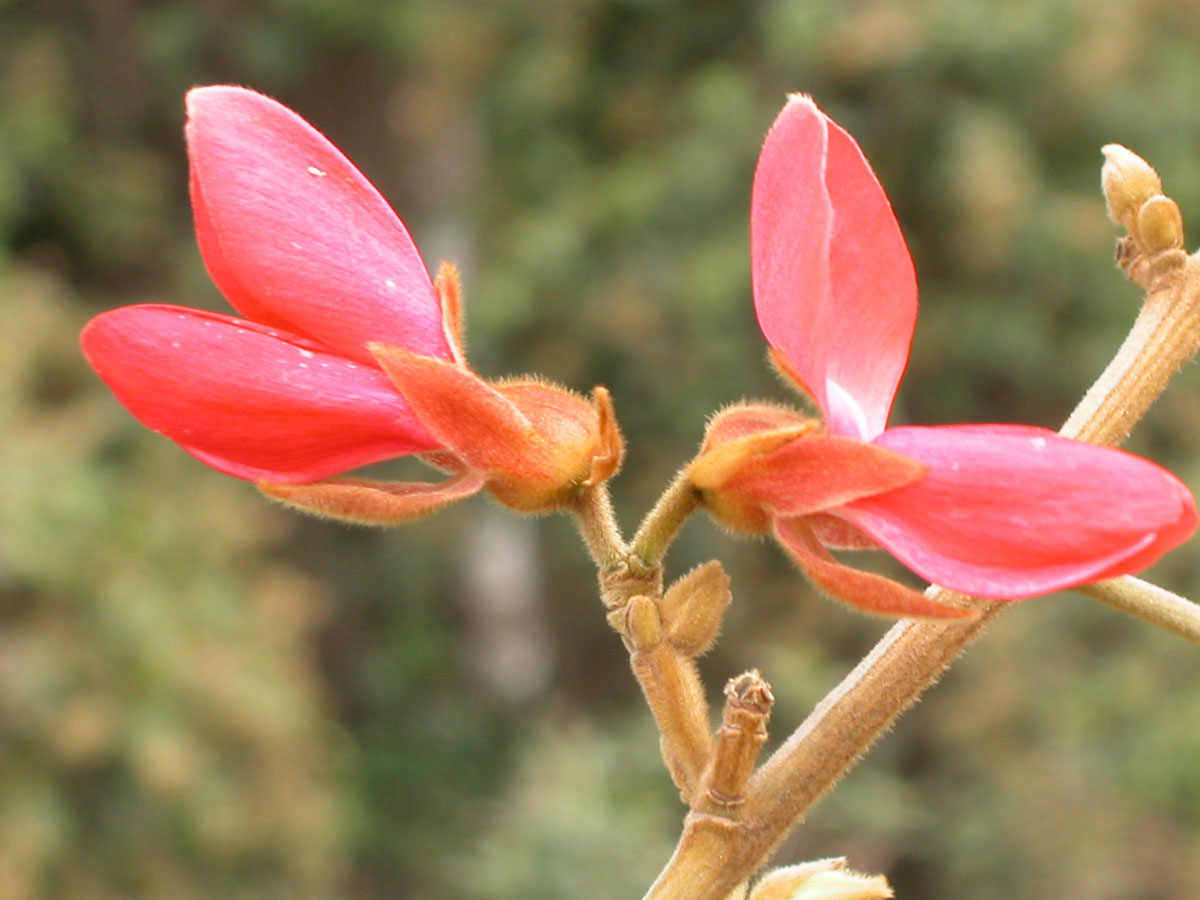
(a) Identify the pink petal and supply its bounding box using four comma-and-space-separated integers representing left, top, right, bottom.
773, 517, 974, 619
81, 305, 441, 483
751, 96, 916, 440
186, 86, 451, 365
836, 425, 1198, 598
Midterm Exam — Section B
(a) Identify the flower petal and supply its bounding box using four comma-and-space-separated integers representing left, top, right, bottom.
81, 305, 440, 483
773, 518, 974, 619
186, 86, 451, 364
837, 425, 1198, 598
752, 95, 916, 439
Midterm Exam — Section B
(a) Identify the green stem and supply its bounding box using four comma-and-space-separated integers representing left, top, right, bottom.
631, 469, 700, 567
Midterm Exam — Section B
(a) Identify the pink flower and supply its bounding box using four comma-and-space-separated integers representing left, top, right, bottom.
82, 87, 620, 521
689, 96, 1197, 617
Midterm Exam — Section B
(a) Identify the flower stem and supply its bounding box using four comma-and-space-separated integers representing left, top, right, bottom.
631, 469, 700, 567
641, 182, 1200, 900
572, 483, 627, 572
1079, 576, 1200, 644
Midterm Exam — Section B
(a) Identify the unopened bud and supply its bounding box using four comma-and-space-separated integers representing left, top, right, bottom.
1101, 144, 1162, 229
749, 859, 892, 900
661, 561, 732, 657
1135, 194, 1184, 254
748, 859, 845, 900
624, 595, 664, 651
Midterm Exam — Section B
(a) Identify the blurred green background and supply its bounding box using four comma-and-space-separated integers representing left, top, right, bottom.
5, 1, 1200, 898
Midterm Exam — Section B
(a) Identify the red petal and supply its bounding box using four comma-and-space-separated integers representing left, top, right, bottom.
721, 432, 925, 516
371, 347, 546, 476
259, 470, 486, 524
751, 96, 916, 440
837, 425, 1198, 598
186, 86, 451, 364
81, 305, 441, 483
773, 518, 973, 618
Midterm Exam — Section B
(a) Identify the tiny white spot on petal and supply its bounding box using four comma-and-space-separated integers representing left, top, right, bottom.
307, 166, 327, 177
385, 278, 397, 290
1031, 436, 1047, 450
171, 341, 181, 349
298, 349, 314, 358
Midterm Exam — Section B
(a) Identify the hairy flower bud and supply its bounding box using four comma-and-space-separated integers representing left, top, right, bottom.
1136, 194, 1185, 254
660, 561, 732, 657
1101, 143, 1162, 230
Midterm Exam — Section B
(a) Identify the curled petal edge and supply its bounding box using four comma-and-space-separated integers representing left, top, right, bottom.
773, 517, 975, 620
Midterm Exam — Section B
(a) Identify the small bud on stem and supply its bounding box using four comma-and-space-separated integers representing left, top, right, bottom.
661, 562, 733, 658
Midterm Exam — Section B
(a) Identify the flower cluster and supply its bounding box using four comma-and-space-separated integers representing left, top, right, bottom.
82, 88, 1196, 617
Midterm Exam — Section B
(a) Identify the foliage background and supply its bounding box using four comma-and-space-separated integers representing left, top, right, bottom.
5, 1, 1200, 898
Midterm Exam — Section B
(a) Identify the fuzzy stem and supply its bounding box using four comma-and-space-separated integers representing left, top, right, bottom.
572, 483, 628, 571
1079, 576, 1200, 644
642, 203, 1200, 900
631, 469, 700, 566
630, 638, 716, 801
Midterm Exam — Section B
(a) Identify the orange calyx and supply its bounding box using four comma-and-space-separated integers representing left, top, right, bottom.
371, 344, 623, 513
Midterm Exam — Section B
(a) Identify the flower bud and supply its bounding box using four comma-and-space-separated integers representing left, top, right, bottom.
624, 595, 664, 651
1101, 144, 1162, 230
1135, 194, 1184, 254
660, 561, 732, 657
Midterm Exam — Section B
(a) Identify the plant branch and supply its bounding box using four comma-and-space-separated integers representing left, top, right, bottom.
631, 469, 700, 567
1079, 575, 1200, 644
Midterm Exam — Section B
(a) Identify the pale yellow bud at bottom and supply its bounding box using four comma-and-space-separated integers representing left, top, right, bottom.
749, 859, 892, 900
